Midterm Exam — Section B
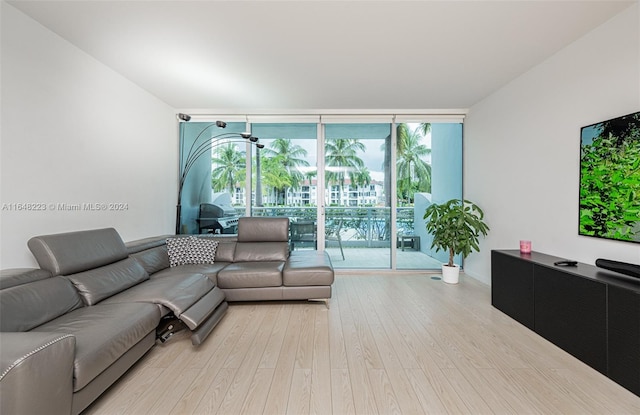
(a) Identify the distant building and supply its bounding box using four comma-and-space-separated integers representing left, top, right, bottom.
231, 179, 385, 207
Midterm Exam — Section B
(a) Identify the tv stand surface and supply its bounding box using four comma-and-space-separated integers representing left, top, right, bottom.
491, 250, 640, 397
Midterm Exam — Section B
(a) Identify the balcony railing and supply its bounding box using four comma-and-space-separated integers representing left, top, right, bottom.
246, 206, 416, 247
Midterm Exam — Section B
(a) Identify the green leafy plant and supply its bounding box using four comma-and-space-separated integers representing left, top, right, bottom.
423, 199, 490, 267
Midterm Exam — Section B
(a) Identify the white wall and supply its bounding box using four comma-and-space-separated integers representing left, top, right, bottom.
0, 3, 177, 267
464, 3, 640, 285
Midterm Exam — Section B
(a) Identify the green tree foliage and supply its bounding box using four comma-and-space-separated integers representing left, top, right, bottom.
261, 155, 292, 205
325, 138, 367, 204
396, 123, 431, 205
261, 138, 310, 190
580, 113, 640, 241
211, 143, 245, 194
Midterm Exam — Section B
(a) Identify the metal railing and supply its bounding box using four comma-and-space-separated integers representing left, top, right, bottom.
244, 206, 416, 247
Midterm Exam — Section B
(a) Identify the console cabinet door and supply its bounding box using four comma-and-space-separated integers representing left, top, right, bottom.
491, 251, 534, 330
534, 265, 607, 374
608, 285, 640, 395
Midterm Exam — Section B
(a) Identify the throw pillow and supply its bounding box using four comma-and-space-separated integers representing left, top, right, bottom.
166, 237, 191, 267
183, 237, 219, 265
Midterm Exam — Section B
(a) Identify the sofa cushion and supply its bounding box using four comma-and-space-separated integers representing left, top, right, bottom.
213, 238, 237, 262
65, 258, 149, 306
233, 242, 289, 262
237, 217, 289, 242
0, 276, 84, 332
28, 228, 128, 276
283, 251, 335, 286
152, 263, 227, 283
31, 302, 160, 392
217, 262, 284, 289
130, 245, 170, 275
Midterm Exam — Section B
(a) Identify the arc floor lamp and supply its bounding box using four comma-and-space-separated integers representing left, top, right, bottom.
176, 113, 263, 234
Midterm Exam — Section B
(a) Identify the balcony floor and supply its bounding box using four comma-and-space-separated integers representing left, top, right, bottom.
305, 247, 444, 270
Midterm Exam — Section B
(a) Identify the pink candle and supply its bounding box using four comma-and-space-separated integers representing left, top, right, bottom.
520, 240, 532, 254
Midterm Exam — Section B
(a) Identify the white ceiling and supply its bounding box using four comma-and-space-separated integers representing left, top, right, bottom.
7, 0, 635, 111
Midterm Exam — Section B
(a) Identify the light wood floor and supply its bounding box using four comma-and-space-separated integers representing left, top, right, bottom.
84, 274, 640, 414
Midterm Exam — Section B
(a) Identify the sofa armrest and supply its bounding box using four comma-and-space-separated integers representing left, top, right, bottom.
1, 332, 75, 415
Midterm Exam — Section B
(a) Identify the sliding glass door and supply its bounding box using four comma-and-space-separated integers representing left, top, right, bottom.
324, 122, 392, 267
395, 121, 463, 269
177, 114, 464, 270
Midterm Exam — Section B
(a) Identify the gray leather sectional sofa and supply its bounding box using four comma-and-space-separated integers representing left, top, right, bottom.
0, 217, 333, 415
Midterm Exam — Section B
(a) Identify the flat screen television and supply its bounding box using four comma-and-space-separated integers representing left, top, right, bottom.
579, 111, 640, 244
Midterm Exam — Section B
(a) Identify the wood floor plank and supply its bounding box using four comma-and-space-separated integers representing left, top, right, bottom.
294, 305, 316, 370
438, 368, 493, 414
355, 279, 411, 370
452, 365, 520, 415
222, 304, 268, 369
500, 368, 567, 414
261, 301, 305, 415
166, 366, 225, 414
476, 368, 541, 415
191, 368, 236, 414
217, 305, 281, 415
342, 277, 385, 370
309, 305, 332, 415
547, 367, 640, 414
286, 368, 312, 415
424, 367, 473, 415
383, 368, 428, 415
145, 368, 202, 415
367, 369, 403, 415
238, 368, 275, 415
404, 368, 449, 414
83, 275, 640, 415
331, 369, 356, 415
258, 304, 292, 369
338, 279, 381, 414
328, 280, 349, 370
359, 279, 422, 369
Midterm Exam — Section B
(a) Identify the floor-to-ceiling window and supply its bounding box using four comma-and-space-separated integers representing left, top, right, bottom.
177, 113, 464, 270
394, 120, 463, 269
178, 121, 246, 234
323, 121, 392, 267
249, 121, 318, 221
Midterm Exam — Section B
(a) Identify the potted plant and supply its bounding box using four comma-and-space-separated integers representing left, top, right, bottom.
423, 199, 490, 284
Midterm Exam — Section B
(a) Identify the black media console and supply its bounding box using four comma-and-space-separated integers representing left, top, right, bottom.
491, 250, 640, 396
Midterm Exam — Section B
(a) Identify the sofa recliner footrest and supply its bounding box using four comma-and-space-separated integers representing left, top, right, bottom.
179, 286, 226, 330
190, 301, 229, 346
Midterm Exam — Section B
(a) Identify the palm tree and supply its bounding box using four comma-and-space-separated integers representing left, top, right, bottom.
261, 155, 292, 205
396, 124, 431, 204
351, 166, 372, 188
325, 138, 366, 205
261, 138, 310, 205
211, 143, 245, 194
